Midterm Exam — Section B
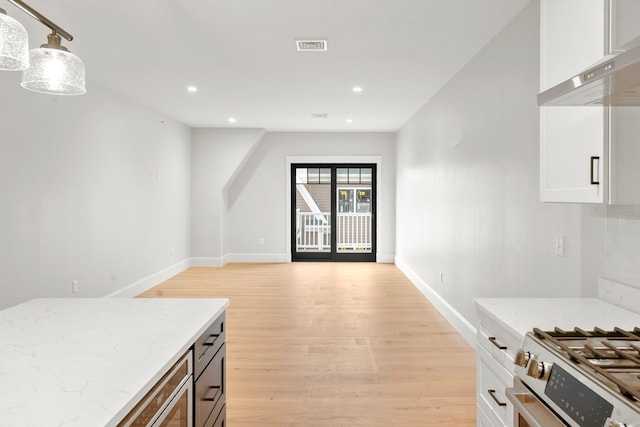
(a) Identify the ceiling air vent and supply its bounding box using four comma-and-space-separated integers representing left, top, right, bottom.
310, 113, 328, 119
296, 39, 327, 51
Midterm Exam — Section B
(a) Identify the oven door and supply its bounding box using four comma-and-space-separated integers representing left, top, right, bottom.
506, 379, 565, 427
118, 351, 193, 427
153, 379, 192, 427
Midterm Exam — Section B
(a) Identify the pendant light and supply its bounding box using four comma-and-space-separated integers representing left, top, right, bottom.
1, 0, 86, 95
0, 6, 29, 70
21, 31, 85, 95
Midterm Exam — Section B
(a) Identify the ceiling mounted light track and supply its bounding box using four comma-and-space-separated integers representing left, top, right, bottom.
0, 0, 85, 95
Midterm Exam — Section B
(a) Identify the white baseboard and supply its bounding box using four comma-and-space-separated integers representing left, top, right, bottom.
191, 257, 224, 267
376, 254, 395, 263
104, 259, 191, 298
395, 257, 477, 348
223, 253, 291, 263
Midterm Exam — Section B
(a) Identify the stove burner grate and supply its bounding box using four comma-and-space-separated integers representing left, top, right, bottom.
533, 327, 640, 402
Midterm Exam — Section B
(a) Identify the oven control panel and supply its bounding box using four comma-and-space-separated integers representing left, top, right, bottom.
544, 364, 614, 427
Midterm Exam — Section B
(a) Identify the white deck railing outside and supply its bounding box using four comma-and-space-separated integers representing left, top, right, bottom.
296, 211, 371, 253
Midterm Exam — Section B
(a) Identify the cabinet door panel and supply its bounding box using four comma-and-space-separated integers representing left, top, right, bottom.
611, 0, 640, 52
540, 107, 605, 202
540, 0, 605, 91
609, 107, 640, 205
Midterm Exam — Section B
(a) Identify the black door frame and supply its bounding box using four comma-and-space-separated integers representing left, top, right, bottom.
291, 163, 376, 262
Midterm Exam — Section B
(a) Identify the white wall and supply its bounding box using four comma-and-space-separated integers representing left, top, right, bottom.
190, 128, 265, 265
395, 1, 586, 333
0, 73, 191, 309
221, 132, 396, 261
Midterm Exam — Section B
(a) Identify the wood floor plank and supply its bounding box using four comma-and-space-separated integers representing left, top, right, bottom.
138, 262, 476, 426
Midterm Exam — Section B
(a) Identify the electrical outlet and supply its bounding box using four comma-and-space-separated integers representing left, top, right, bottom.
72, 280, 79, 294
259, 238, 265, 245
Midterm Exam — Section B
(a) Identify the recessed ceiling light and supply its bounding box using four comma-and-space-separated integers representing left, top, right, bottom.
352, 86, 363, 93
346, 119, 353, 123
187, 86, 198, 93
228, 117, 237, 123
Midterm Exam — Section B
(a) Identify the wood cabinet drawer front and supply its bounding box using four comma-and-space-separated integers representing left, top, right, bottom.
204, 404, 225, 427
195, 344, 225, 427
477, 346, 512, 425
194, 314, 225, 381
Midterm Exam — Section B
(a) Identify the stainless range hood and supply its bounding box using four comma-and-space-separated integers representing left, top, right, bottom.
538, 43, 640, 106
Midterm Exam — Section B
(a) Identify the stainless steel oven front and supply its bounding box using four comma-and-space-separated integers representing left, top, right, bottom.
118, 350, 193, 427
507, 328, 640, 427
507, 377, 567, 427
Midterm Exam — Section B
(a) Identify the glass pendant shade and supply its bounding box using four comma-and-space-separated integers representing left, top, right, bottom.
0, 10, 29, 70
21, 47, 86, 95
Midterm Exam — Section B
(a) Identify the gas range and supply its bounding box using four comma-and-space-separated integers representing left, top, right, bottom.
508, 327, 639, 427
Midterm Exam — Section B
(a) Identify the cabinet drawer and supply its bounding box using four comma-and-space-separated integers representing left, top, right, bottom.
194, 314, 225, 381
204, 404, 225, 427
477, 346, 513, 426
195, 344, 226, 427
478, 317, 521, 370
477, 402, 502, 427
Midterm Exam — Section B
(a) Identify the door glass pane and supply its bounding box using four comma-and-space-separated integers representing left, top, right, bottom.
360, 168, 372, 184
296, 168, 308, 184
295, 168, 331, 253
348, 168, 360, 183
336, 185, 372, 254
356, 189, 371, 213
319, 168, 331, 184
338, 189, 354, 213
308, 168, 320, 184
336, 168, 348, 184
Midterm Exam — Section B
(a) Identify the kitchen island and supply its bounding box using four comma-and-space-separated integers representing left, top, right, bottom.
0, 297, 228, 427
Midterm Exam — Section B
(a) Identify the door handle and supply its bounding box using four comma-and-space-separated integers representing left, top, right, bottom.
590, 156, 600, 185
203, 334, 220, 346
203, 386, 221, 402
488, 336, 507, 351
488, 389, 507, 407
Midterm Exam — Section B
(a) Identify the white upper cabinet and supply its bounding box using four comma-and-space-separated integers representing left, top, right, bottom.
540, 0, 606, 203
609, 1, 640, 206
610, 0, 640, 52
609, 107, 640, 205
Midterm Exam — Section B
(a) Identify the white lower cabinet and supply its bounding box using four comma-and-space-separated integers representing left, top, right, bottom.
477, 345, 513, 427
475, 308, 524, 427
477, 401, 499, 427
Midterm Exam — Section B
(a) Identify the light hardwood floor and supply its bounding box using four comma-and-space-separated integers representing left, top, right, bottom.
139, 263, 477, 426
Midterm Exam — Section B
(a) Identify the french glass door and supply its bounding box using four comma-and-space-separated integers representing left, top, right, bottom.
291, 163, 376, 262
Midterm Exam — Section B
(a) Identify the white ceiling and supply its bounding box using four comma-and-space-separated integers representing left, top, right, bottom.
10, 0, 530, 131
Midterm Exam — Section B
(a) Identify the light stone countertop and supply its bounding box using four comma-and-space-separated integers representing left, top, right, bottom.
0, 298, 229, 427
474, 297, 640, 341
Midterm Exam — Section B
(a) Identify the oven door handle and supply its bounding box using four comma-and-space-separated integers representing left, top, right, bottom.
506, 383, 565, 427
